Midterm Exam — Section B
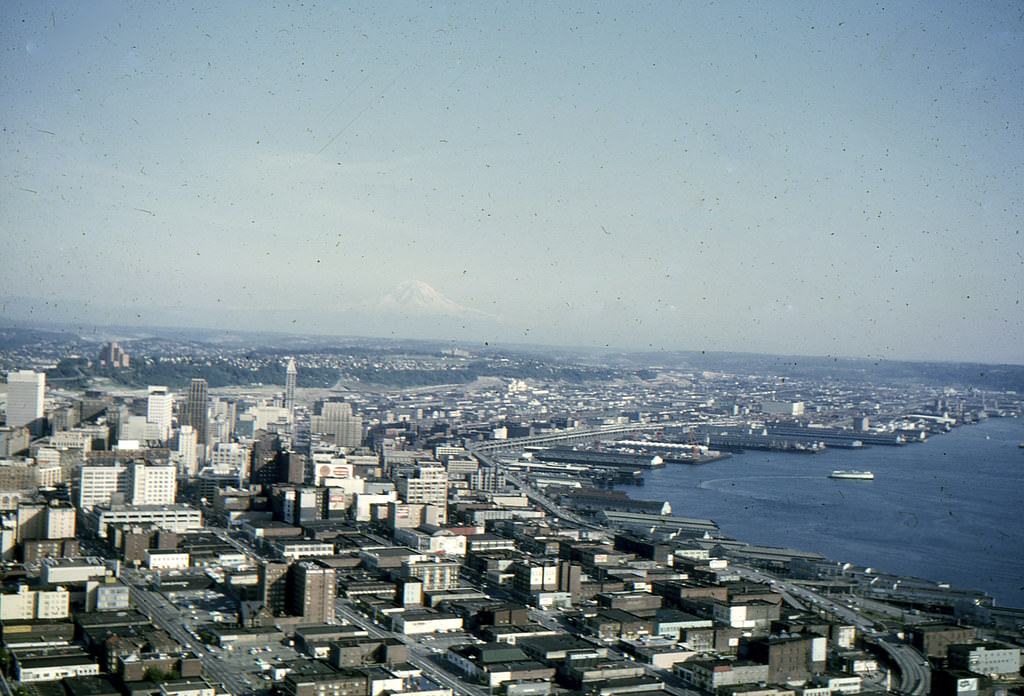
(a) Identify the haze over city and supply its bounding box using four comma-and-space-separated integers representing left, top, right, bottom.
2, 1, 1022, 364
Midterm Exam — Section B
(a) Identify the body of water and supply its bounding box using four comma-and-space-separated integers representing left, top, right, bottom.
635, 416, 1024, 608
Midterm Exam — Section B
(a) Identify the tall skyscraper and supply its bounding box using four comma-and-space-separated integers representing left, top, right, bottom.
284, 358, 297, 410
176, 425, 198, 477
184, 378, 209, 450
6, 370, 46, 436
146, 386, 174, 441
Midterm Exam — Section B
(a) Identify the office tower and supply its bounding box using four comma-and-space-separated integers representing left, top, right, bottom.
251, 431, 281, 488
6, 370, 45, 436
272, 485, 323, 525
51, 402, 81, 433
288, 561, 336, 623
15, 501, 77, 542
310, 401, 362, 448
177, 425, 198, 477
395, 464, 448, 524
77, 463, 176, 510
396, 465, 448, 506
45, 503, 76, 540
146, 386, 174, 441
280, 452, 306, 485
15, 502, 46, 543
96, 341, 130, 368
78, 466, 122, 510
127, 462, 176, 506
184, 379, 209, 449
284, 358, 297, 410
259, 561, 290, 616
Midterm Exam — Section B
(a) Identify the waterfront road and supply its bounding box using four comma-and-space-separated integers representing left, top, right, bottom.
471, 449, 603, 531
736, 567, 929, 696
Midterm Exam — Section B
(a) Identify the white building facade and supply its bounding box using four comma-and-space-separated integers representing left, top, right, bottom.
5, 370, 45, 435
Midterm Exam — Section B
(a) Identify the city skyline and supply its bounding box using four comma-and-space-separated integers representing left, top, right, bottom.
2, 1, 1022, 364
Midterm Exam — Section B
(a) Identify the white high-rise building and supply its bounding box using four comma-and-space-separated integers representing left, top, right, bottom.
6, 370, 45, 436
45, 505, 76, 539
78, 466, 122, 510
146, 386, 174, 441
285, 358, 297, 410
77, 463, 177, 510
128, 463, 176, 506
176, 425, 198, 477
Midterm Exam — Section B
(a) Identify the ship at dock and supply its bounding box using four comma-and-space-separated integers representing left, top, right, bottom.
829, 470, 875, 480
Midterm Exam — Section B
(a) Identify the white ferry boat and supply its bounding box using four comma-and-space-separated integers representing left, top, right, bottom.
829, 470, 875, 480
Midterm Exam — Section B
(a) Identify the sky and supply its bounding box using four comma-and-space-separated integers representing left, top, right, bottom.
2, 1, 1022, 363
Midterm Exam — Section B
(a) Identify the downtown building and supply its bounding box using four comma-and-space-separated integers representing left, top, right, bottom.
257, 559, 336, 624
289, 561, 337, 623
5, 370, 46, 437
146, 386, 174, 442
310, 401, 362, 448
394, 464, 448, 524
77, 462, 177, 510
284, 358, 297, 410
183, 378, 209, 452
175, 425, 199, 477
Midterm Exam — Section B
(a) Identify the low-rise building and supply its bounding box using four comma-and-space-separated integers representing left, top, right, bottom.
619, 636, 698, 670
713, 599, 780, 630
562, 659, 648, 689
391, 609, 463, 635
269, 539, 335, 562
393, 526, 467, 556
145, 550, 190, 570
281, 660, 353, 696
675, 659, 771, 692
88, 504, 202, 538
15, 652, 99, 682
41, 559, 110, 585
446, 643, 554, 689
948, 642, 1021, 676
813, 674, 863, 694
910, 624, 976, 659
399, 557, 460, 591
742, 633, 827, 684
87, 580, 132, 611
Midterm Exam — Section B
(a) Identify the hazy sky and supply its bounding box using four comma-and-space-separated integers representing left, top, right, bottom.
3, 1, 1022, 363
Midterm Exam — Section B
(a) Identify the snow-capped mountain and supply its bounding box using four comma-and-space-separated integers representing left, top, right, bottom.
377, 280, 491, 318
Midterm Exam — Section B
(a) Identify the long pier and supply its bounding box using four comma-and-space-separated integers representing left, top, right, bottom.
468, 423, 663, 455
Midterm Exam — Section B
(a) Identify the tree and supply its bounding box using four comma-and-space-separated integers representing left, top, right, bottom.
144, 665, 180, 682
